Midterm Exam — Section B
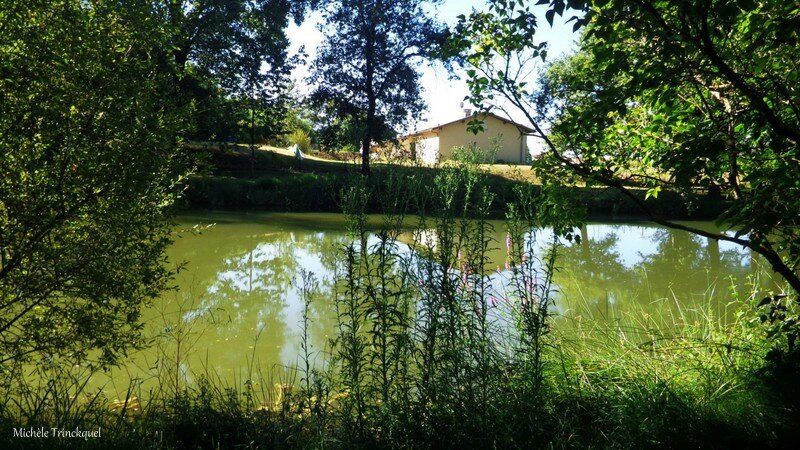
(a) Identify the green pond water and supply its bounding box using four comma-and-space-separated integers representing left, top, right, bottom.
91, 212, 775, 397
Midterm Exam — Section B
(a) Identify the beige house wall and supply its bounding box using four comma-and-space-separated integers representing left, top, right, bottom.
399, 115, 529, 164
437, 115, 527, 163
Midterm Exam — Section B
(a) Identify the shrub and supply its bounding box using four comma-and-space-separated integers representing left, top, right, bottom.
289, 129, 312, 152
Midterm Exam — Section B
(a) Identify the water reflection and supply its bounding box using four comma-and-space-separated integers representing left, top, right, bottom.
96, 213, 770, 394
166, 220, 346, 373
555, 223, 761, 328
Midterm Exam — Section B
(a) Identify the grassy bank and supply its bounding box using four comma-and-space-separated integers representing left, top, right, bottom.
181, 172, 727, 220
180, 145, 729, 220
2, 274, 794, 449
2, 318, 790, 450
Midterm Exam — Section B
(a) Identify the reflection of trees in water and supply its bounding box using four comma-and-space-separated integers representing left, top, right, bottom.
556, 224, 757, 324
567, 231, 632, 283
157, 217, 768, 371
555, 228, 633, 320
638, 228, 748, 293
160, 223, 347, 370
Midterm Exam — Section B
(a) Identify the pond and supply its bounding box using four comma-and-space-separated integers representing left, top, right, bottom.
92, 212, 775, 396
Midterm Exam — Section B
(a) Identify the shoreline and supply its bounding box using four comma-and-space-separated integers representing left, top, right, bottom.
180, 172, 729, 221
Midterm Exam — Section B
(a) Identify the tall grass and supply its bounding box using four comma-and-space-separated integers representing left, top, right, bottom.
546, 278, 783, 448
321, 151, 573, 448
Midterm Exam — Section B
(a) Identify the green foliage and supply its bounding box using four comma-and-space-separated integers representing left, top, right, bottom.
276, 94, 316, 147
454, 0, 800, 295
288, 129, 313, 153
322, 158, 573, 448
190, 93, 289, 144
158, 0, 318, 143
0, 0, 188, 369
756, 293, 800, 355
183, 165, 727, 221
0, 278, 791, 449
314, 114, 366, 153
184, 173, 344, 211
548, 293, 780, 448
191, 92, 241, 142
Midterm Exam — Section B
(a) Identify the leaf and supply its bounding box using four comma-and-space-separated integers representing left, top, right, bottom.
545, 9, 555, 26
466, 119, 486, 134
758, 296, 773, 307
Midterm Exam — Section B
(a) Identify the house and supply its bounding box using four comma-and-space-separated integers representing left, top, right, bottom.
397, 111, 536, 164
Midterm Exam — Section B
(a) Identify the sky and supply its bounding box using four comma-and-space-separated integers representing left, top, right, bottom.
286, 0, 579, 134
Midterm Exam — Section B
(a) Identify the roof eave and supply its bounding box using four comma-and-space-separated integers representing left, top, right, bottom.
400, 113, 534, 139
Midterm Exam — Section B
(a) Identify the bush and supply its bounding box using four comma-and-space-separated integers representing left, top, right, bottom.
289, 129, 312, 152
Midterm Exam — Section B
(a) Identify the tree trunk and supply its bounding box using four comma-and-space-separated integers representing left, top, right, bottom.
580, 224, 590, 261
250, 96, 255, 175
361, 22, 375, 176
707, 237, 720, 275
362, 100, 375, 176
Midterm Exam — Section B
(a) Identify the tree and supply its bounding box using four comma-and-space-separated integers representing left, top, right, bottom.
454, 0, 800, 296
310, 0, 448, 174
0, 0, 187, 368
152, 0, 319, 143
